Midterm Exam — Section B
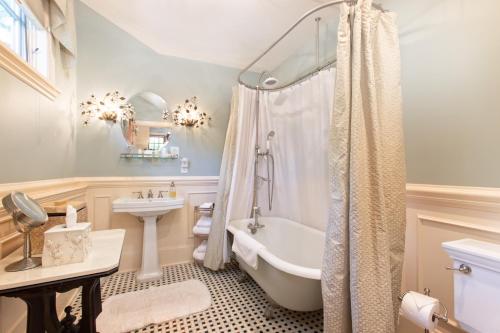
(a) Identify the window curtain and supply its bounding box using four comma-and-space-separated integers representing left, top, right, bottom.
204, 86, 257, 270
322, 0, 406, 332
23, 0, 77, 69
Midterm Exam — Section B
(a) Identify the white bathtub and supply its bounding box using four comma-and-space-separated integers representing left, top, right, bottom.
227, 217, 325, 311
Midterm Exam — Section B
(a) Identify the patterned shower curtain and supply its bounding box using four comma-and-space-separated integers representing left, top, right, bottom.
322, 0, 406, 332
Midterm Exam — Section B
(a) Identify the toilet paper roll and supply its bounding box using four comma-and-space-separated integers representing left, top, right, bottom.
400, 291, 439, 330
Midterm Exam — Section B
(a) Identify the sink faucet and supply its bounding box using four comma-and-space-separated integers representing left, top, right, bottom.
132, 191, 144, 199
147, 189, 154, 199
248, 206, 265, 234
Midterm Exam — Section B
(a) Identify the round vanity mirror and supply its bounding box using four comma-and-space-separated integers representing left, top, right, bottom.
2, 192, 48, 271
9, 192, 48, 228
123, 92, 172, 151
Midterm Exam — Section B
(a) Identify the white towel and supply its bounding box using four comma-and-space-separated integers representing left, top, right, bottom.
200, 202, 214, 209
196, 216, 212, 228
193, 225, 210, 236
193, 248, 205, 261
232, 231, 265, 269
197, 240, 208, 253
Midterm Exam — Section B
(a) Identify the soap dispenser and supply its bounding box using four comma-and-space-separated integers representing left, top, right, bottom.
169, 181, 176, 198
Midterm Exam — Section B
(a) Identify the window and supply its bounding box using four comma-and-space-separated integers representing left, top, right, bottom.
0, 0, 57, 99
148, 136, 165, 151
0, 0, 48, 76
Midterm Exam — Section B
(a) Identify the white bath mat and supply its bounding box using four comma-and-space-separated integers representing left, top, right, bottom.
96, 279, 211, 333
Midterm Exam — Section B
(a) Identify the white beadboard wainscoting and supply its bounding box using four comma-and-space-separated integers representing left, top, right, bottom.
0, 178, 87, 333
1, 179, 500, 333
0, 176, 217, 333
399, 184, 500, 333
84, 177, 218, 271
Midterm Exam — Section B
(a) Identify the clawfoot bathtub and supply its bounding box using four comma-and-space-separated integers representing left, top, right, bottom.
227, 217, 324, 312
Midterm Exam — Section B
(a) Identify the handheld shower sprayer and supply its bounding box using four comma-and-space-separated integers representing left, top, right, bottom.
266, 130, 275, 151
264, 130, 275, 211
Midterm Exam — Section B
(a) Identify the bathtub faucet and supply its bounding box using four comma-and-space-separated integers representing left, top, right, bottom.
248, 206, 265, 234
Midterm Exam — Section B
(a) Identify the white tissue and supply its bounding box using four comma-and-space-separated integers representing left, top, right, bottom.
400, 291, 439, 330
65, 205, 77, 228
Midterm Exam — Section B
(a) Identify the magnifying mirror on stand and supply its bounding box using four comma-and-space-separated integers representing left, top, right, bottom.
2, 192, 48, 272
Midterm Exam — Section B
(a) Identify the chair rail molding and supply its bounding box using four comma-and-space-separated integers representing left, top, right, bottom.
0, 176, 220, 259
404, 183, 500, 333
407, 183, 500, 212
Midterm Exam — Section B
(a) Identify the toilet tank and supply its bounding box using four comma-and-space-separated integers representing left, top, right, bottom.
442, 239, 500, 333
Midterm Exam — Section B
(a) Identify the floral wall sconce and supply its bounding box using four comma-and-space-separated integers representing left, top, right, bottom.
169, 96, 211, 128
80, 91, 135, 126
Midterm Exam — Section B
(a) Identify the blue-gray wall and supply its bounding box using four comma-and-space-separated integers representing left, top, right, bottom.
2, 0, 500, 187
74, 1, 239, 177
0, 55, 76, 183
264, 0, 500, 187
389, 0, 500, 187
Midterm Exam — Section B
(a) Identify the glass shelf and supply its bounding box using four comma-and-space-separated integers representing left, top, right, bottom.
120, 153, 179, 160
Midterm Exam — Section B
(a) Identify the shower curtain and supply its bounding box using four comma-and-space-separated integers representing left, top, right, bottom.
322, 1, 406, 332
204, 69, 336, 270
258, 69, 335, 231
204, 86, 257, 270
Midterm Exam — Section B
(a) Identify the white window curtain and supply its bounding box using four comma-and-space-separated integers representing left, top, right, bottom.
23, 0, 76, 69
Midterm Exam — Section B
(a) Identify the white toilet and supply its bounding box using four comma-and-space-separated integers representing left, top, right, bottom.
442, 238, 500, 333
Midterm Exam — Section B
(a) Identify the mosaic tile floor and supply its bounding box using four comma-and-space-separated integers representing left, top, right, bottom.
71, 262, 323, 333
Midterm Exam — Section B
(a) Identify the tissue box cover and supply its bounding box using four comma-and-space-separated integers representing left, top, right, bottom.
31, 201, 88, 255
42, 222, 92, 267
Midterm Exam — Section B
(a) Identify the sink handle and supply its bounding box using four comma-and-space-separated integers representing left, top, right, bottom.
132, 191, 144, 199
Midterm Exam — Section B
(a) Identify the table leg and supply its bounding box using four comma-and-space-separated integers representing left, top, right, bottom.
17, 290, 61, 333
78, 278, 102, 333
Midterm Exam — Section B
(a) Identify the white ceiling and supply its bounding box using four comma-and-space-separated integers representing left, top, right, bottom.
80, 0, 339, 70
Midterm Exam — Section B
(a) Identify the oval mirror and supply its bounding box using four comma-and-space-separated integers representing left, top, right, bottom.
123, 92, 172, 151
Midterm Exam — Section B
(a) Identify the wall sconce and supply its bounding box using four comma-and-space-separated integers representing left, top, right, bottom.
171, 96, 211, 128
80, 91, 135, 126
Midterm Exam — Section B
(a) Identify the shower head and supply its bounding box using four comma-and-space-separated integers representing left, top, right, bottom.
258, 71, 280, 89
262, 77, 279, 88
267, 130, 275, 139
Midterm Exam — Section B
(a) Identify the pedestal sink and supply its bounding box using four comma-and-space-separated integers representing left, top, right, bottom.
112, 196, 184, 282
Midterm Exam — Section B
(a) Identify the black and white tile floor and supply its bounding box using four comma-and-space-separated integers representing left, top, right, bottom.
71, 262, 323, 333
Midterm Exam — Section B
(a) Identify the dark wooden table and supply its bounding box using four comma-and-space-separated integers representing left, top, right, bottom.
0, 230, 125, 333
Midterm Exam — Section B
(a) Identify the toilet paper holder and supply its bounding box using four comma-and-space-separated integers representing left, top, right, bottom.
399, 288, 448, 332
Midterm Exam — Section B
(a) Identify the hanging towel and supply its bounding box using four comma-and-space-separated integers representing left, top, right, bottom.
196, 216, 213, 228
232, 231, 265, 269
197, 240, 208, 253
193, 248, 205, 262
200, 202, 214, 209
193, 225, 211, 236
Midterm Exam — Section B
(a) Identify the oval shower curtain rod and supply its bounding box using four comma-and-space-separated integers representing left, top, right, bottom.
237, 0, 355, 91
238, 0, 356, 90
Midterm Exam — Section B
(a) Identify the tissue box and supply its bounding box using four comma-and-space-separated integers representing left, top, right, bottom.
42, 223, 92, 267
31, 200, 88, 255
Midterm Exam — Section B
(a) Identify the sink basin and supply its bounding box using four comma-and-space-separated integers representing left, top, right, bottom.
112, 197, 184, 217
112, 196, 184, 282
